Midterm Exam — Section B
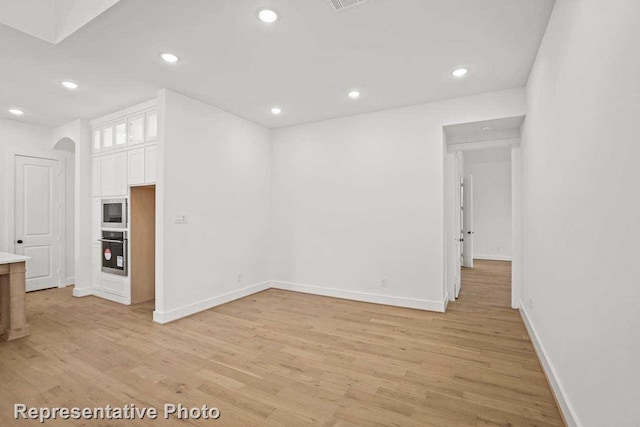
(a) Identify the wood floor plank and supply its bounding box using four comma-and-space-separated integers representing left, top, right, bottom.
0, 260, 564, 426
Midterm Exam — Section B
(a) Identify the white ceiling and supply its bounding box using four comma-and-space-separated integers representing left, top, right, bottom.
0, 0, 120, 45
0, 0, 555, 129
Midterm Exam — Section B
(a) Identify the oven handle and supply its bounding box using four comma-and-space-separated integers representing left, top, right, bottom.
97, 238, 127, 243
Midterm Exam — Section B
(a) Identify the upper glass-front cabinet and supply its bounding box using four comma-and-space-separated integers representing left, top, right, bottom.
128, 114, 145, 145
92, 129, 101, 152
115, 121, 127, 146
92, 109, 157, 153
146, 111, 158, 142
102, 126, 113, 149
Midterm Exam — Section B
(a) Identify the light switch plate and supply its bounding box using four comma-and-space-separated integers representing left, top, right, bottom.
174, 214, 188, 224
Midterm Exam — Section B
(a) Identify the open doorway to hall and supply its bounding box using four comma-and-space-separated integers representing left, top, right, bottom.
460, 147, 513, 308
444, 116, 524, 309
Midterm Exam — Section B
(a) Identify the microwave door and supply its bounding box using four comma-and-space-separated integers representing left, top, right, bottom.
102, 199, 127, 228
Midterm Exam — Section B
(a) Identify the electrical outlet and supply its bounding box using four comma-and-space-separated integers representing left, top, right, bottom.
381, 277, 388, 288
237, 273, 243, 283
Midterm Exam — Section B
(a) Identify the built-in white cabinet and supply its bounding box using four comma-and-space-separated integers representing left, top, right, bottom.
128, 148, 146, 185
92, 157, 101, 196
92, 129, 101, 153
89, 101, 157, 306
91, 109, 156, 152
128, 146, 157, 186
92, 198, 102, 242
145, 146, 157, 183
101, 152, 127, 196
102, 126, 113, 150
92, 244, 102, 289
102, 275, 128, 297
146, 111, 158, 142
128, 114, 145, 145
115, 121, 127, 147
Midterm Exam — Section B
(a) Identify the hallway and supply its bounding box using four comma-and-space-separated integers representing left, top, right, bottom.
459, 260, 512, 309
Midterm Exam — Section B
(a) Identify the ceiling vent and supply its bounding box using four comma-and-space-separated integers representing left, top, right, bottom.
326, 0, 368, 11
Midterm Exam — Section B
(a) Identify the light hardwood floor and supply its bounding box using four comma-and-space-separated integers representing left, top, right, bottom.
0, 261, 563, 426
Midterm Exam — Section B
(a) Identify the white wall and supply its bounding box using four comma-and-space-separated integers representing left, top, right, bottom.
0, 118, 79, 285
0, 119, 52, 252
520, 0, 640, 425
154, 90, 272, 323
270, 88, 526, 311
463, 148, 512, 260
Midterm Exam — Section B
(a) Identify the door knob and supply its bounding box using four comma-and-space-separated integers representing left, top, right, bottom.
16, 239, 23, 244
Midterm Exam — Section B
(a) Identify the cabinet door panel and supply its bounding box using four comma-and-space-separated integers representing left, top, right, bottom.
92, 244, 102, 289
92, 198, 101, 242
101, 152, 127, 196
115, 121, 127, 147
114, 152, 128, 195
103, 126, 113, 150
146, 111, 158, 142
92, 129, 101, 152
102, 276, 128, 296
92, 157, 101, 196
128, 115, 145, 145
145, 146, 157, 184
100, 154, 115, 196
128, 148, 145, 185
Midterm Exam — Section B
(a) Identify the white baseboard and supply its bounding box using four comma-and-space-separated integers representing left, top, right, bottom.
519, 302, 580, 427
271, 281, 446, 313
72, 287, 93, 297
153, 281, 271, 324
474, 254, 512, 261
93, 288, 131, 305
61, 276, 75, 287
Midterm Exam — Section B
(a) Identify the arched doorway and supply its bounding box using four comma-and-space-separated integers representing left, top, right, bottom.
53, 137, 76, 287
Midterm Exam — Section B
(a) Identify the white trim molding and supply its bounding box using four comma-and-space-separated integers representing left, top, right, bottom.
474, 254, 513, 262
72, 287, 93, 297
271, 281, 446, 313
152, 280, 447, 325
62, 276, 75, 287
93, 288, 131, 305
153, 281, 271, 324
520, 303, 581, 427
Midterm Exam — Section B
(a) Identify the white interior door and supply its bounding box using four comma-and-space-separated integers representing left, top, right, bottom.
462, 175, 474, 268
14, 155, 61, 292
454, 157, 463, 298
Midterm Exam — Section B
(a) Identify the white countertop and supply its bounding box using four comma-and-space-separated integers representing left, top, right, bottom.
0, 251, 30, 265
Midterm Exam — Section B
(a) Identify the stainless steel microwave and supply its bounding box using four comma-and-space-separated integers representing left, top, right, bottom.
102, 198, 127, 229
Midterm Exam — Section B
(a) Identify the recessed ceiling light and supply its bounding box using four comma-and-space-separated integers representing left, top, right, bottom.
348, 90, 361, 99
482, 126, 492, 131
452, 68, 468, 77
9, 108, 24, 116
258, 9, 279, 23
271, 107, 282, 115
161, 53, 179, 63
61, 81, 78, 89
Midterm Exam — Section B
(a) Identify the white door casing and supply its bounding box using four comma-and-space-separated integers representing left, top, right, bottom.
14, 155, 61, 292
462, 175, 474, 268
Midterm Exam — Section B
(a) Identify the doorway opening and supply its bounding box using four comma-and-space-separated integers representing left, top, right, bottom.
129, 185, 156, 311
443, 116, 524, 309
